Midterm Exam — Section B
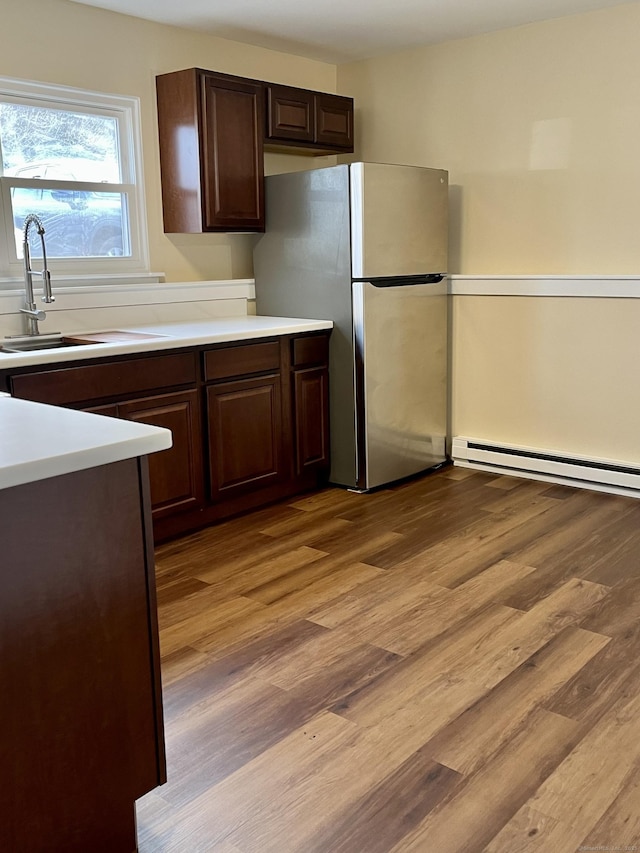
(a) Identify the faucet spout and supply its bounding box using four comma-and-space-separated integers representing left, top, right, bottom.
21, 214, 54, 336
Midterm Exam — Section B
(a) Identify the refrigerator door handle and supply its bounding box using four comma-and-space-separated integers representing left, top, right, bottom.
356, 273, 446, 287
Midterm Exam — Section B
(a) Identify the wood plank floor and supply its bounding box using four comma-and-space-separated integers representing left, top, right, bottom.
136, 467, 640, 852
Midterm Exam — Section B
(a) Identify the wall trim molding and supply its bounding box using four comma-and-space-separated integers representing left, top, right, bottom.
449, 275, 640, 298
0, 278, 256, 315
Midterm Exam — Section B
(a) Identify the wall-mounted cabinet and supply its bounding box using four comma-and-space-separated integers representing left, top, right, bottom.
156, 69, 264, 233
265, 84, 354, 151
156, 68, 354, 234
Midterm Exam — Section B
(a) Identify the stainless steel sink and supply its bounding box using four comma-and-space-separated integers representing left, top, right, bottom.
0, 335, 90, 353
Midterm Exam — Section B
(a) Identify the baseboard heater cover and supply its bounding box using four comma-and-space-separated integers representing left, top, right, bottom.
452, 437, 640, 498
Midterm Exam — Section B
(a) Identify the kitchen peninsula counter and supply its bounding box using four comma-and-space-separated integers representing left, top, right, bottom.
0, 392, 171, 488
0, 396, 171, 852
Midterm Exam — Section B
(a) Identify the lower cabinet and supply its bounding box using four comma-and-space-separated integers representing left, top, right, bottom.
118, 390, 204, 518
293, 366, 330, 476
207, 373, 282, 500
2, 331, 331, 541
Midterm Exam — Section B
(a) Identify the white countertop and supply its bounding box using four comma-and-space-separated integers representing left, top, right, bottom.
0, 395, 172, 490
0, 316, 333, 369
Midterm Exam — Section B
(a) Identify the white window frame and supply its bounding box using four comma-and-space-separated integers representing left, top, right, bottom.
0, 76, 150, 282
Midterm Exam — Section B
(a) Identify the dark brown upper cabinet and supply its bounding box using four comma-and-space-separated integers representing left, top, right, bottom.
156, 68, 354, 234
156, 68, 265, 233
266, 84, 354, 152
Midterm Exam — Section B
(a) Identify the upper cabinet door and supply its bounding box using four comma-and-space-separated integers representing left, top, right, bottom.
156, 69, 265, 233
314, 93, 354, 150
201, 74, 265, 232
265, 85, 354, 153
266, 84, 314, 143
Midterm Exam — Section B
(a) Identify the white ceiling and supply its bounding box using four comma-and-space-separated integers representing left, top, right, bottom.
69, 0, 633, 63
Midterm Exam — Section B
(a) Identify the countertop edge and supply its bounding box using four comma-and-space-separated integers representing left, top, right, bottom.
0, 398, 172, 491
0, 317, 334, 369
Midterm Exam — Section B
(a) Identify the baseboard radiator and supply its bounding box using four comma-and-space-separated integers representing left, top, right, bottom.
452, 436, 640, 498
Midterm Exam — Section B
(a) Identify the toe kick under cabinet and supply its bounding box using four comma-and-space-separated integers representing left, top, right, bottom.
1, 330, 330, 541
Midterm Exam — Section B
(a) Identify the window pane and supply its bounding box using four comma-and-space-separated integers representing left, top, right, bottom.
0, 102, 120, 182
12, 187, 130, 258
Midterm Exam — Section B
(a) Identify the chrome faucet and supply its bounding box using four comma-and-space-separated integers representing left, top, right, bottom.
20, 214, 55, 336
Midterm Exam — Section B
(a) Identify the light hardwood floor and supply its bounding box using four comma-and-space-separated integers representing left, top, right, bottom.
136, 466, 640, 852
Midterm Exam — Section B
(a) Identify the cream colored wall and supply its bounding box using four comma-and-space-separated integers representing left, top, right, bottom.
1, 0, 337, 282
338, 4, 640, 464
338, 2, 640, 275
452, 296, 640, 463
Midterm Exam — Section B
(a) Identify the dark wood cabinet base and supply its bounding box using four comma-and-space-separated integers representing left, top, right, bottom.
1, 331, 331, 545
0, 459, 165, 852
153, 466, 326, 542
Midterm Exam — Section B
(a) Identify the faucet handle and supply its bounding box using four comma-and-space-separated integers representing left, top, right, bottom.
20, 307, 47, 321
42, 269, 55, 304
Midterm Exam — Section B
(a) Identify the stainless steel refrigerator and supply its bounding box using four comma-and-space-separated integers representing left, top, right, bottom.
254, 161, 449, 491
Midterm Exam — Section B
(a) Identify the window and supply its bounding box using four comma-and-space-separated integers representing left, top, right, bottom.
0, 77, 149, 280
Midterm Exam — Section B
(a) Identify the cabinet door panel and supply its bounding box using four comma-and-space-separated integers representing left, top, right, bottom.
119, 390, 204, 518
266, 84, 314, 142
201, 75, 264, 231
82, 403, 119, 417
293, 367, 330, 475
314, 93, 354, 150
207, 375, 282, 499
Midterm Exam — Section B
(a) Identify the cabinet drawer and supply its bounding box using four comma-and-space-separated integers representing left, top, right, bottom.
204, 341, 280, 382
292, 335, 329, 367
11, 352, 197, 406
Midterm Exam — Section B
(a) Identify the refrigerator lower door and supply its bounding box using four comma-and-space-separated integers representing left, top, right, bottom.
353, 279, 448, 490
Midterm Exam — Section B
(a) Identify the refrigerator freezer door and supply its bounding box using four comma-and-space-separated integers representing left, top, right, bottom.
350, 162, 448, 280
353, 279, 448, 490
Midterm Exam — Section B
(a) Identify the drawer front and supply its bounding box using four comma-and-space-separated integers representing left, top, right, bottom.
204, 341, 280, 382
11, 352, 197, 406
292, 334, 329, 367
